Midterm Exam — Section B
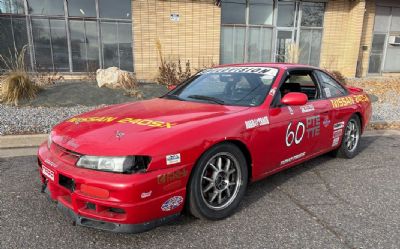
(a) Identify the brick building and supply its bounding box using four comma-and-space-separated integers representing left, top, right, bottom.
0, 0, 399, 81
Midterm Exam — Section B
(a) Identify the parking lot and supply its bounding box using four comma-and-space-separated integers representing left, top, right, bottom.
1, 131, 400, 249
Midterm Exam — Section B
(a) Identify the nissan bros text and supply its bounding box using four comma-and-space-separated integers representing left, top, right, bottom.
38, 64, 372, 233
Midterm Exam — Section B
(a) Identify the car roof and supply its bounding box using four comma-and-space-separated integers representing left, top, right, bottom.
215, 62, 319, 70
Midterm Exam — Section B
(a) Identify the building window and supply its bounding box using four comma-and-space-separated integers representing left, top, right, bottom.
221, 0, 325, 66
0, 0, 133, 73
369, 6, 400, 74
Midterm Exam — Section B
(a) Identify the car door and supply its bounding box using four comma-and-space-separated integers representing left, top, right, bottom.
314, 70, 352, 149
267, 69, 332, 169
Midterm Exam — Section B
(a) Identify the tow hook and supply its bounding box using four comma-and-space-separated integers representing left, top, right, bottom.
41, 179, 48, 193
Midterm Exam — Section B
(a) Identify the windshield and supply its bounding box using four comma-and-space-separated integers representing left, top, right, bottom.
163, 67, 279, 106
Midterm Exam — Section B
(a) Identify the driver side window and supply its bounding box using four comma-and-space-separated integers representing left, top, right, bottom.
274, 70, 321, 106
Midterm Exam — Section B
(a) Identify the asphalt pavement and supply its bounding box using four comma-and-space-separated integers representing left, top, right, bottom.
1, 131, 400, 249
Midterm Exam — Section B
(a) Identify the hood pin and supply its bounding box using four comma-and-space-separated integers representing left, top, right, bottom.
115, 131, 125, 140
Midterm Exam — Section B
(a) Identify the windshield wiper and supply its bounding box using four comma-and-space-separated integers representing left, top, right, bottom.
163, 94, 183, 101
187, 95, 224, 105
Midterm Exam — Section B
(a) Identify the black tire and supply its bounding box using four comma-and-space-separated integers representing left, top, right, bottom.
187, 143, 248, 220
331, 114, 361, 159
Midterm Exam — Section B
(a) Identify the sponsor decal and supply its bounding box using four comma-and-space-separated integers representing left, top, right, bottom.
67, 116, 176, 129
288, 106, 294, 115
323, 117, 331, 127
286, 121, 305, 147
44, 159, 57, 168
281, 152, 306, 166
245, 116, 269, 129
333, 129, 343, 139
330, 96, 355, 108
42, 165, 55, 181
199, 67, 279, 76
166, 153, 181, 165
141, 191, 152, 199
300, 104, 315, 113
306, 115, 320, 138
157, 168, 188, 185
332, 137, 340, 147
333, 121, 345, 130
161, 196, 183, 211
354, 94, 369, 104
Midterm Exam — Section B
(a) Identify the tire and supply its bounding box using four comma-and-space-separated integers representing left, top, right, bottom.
331, 114, 361, 159
187, 143, 248, 220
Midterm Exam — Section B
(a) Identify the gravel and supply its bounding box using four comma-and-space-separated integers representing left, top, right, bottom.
0, 104, 98, 136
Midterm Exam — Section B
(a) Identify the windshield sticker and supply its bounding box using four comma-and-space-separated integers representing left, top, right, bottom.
200, 67, 278, 76
245, 116, 269, 129
269, 87, 277, 96
324, 88, 331, 98
67, 117, 176, 128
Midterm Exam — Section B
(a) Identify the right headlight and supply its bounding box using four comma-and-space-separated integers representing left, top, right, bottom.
76, 155, 151, 174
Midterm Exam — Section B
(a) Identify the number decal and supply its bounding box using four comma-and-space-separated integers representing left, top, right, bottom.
286, 121, 305, 147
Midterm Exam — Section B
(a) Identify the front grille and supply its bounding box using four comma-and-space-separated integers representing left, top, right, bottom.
59, 174, 75, 192
50, 142, 80, 165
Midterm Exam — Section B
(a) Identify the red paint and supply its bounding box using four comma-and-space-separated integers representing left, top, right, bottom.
37, 63, 372, 227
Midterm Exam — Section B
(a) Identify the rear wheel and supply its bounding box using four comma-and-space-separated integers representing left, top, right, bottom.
188, 143, 248, 220
331, 114, 361, 159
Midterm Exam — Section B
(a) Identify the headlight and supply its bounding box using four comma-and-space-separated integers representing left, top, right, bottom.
76, 156, 151, 174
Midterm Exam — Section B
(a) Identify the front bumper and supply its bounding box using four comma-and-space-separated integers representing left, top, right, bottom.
37, 143, 190, 233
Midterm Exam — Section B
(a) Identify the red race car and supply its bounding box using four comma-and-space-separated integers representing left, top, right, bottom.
37, 63, 372, 233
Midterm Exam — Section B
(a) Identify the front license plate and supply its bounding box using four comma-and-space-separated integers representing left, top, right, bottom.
42, 165, 55, 181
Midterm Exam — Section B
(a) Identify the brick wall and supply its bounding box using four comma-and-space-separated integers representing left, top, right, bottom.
357, 0, 376, 77
320, 0, 366, 77
132, 0, 221, 81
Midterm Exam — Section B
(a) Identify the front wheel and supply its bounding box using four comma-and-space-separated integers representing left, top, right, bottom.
331, 114, 361, 159
187, 143, 248, 220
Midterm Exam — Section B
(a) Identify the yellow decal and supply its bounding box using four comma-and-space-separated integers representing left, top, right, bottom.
67, 116, 176, 128
330, 97, 355, 108
354, 94, 369, 104
68, 117, 117, 123
117, 118, 175, 128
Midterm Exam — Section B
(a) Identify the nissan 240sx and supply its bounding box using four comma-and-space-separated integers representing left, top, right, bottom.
38, 63, 372, 233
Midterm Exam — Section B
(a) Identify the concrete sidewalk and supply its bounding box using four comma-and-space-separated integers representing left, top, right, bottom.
0, 134, 47, 158
1, 130, 400, 158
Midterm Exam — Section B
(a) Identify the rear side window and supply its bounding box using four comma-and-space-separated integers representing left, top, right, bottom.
315, 71, 347, 98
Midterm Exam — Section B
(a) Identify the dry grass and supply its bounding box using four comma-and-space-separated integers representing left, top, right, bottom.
1, 71, 39, 105
32, 68, 64, 87
347, 77, 400, 104
155, 39, 192, 86
327, 70, 347, 85
119, 72, 142, 99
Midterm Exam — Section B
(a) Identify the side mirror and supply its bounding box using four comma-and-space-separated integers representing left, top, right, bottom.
281, 92, 308, 106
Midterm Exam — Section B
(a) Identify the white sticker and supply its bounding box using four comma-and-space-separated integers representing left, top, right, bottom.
269, 87, 277, 96
332, 137, 340, 147
166, 153, 181, 165
280, 152, 306, 166
333, 129, 343, 139
245, 116, 269, 129
141, 191, 152, 199
300, 104, 315, 113
200, 67, 278, 76
324, 88, 331, 98
333, 121, 345, 130
42, 165, 55, 181
288, 106, 294, 115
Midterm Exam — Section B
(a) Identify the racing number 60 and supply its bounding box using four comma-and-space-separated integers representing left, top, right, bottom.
286, 122, 305, 147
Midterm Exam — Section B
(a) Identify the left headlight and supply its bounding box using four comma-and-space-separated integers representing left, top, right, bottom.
76, 156, 151, 174
47, 133, 52, 149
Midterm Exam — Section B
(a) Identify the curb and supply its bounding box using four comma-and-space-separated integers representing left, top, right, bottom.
0, 134, 47, 149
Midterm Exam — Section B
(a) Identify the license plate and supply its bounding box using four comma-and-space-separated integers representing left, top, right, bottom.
42, 165, 55, 181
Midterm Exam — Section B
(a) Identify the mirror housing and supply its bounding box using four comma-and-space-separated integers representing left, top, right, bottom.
281, 92, 308, 106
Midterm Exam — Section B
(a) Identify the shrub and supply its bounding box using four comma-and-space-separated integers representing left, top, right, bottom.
155, 39, 192, 86
1, 72, 39, 105
326, 70, 347, 85
120, 72, 142, 99
0, 45, 39, 105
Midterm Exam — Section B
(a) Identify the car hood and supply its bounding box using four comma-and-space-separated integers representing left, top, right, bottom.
51, 98, 248, 155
